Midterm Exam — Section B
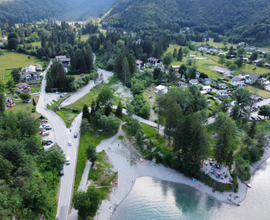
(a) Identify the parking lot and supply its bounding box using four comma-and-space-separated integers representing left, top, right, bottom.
39, 120, 56, 151
46, 92, 68, 107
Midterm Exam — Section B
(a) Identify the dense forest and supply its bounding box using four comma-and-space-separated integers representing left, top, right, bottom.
0, 0, 65, 23
102, 0, 270, 46
57, 0, 118, 21
0, 111, 66, 218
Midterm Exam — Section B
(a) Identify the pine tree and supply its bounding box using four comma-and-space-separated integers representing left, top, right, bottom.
177, 47, 183, 61
41, 34, 46, 48
122, 57, 130, 85
173, 48, 177, 58
248, 121, 256, 139
91, 100, 95, 115
95, 100, 100, 111
116, 101, 123, 117
82, 104, 90, 122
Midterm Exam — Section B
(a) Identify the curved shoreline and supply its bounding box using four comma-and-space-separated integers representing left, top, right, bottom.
94, 127, 270, 220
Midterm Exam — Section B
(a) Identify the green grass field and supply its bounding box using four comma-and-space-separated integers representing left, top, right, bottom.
0, 49, 40, 82
77, 35, 89, 41
67, 77, 121, 111
74, 129, 113, 193
30, 42, 41, 48
4, 69, 12, 79
245, 85, 270, 98
56, 108, 79, 127
8, 96, 40, 119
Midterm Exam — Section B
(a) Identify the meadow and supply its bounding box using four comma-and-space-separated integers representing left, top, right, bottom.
0, 49, 40, 82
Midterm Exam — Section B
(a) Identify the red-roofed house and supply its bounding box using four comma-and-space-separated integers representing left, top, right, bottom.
136, 60, 145, 70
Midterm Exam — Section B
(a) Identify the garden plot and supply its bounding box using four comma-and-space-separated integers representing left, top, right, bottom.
111, 82, 133, 105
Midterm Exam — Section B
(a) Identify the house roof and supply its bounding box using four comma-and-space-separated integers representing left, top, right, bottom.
55, 55, 67, 59
217, 83, 227, 87
16, 83, 29, 89
203, 86, 211, 89
59, 58, 70, 62
136, 60, 143, 65
218, 90, 228, 93
189, 79, 199, 83
232, 76, 241, 82
249, 73, 261, 80
178, 81, 187, 86
196, 72, 200, 75
148, 57, 160, 62
171, 65, 180, 68
156, 85, 167, 90
204, 78, 213, 82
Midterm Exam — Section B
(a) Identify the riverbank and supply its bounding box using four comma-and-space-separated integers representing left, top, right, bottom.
93, 125, 270, 220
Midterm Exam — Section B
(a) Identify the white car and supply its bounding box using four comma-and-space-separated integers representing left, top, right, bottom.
68, 141, 72, 146
47, 103, 51, 106
66, 156, 70, 165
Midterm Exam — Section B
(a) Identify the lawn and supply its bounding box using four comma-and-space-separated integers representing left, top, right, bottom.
77, 34, 89, 41
88, 150, 118, 200
141, 124, 171, 154
67, 77, 121, 111
30, 42, 41, 48
74, 129, 114, 193
0, 49, 40, 82
55, 108, 79, 127
8, 96, 40, 119
30, 86, 40, 93
4, 69, 13, 79
245, 85, 270, 98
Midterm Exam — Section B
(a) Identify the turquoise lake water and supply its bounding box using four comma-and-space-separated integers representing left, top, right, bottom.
112, 158, 270, 220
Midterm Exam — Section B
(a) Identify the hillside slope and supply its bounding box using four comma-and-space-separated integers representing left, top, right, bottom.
57, 0, 118, 21
0, 0, 65, 23
102, 0, 270, 46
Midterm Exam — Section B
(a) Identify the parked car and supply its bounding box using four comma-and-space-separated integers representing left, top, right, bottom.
60, 168, 64, 176
47, 103, 51, 106
258, 116, 262, 120
39, 129, 46, 134
45, 127, 52, 130
53, 99, 58, 102
42, 140, 53, 145
42, 120, 48, 123
66, 156, 70, 165
68, 141, 72, 146
42, 131, 50, 136
74, 133, 78, 138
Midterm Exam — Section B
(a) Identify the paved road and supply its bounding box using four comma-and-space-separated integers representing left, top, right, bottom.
36, 62, 82, 220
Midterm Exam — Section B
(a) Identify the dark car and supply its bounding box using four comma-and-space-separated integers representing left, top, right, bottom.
215, 164, 221, 169
45, 127, 52, 130
60, 167, 64, 176
251, 116, 255, 120
74, 133, 78, 138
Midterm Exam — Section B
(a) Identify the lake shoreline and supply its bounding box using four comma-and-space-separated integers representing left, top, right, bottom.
93, 126, 270, 220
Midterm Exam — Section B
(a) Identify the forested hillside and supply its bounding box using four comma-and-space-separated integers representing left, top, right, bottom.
57, 0, 118, 21
102, 0, 270, 46
0, 0, 65, 23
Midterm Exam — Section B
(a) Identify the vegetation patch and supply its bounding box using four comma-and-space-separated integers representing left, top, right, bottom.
88, 150, 118, 200
74, 130, 113, 193
55, 108, 79, 127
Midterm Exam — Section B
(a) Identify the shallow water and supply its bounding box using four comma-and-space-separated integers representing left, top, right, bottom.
112, 158, 270, 220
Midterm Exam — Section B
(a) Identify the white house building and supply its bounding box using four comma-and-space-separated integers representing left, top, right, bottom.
204, 78, 215, 84
245, 73, 261, 84
148, 57, 161, 67
202, 85, 212, 92
156, 85, 168, 95
217, 90, 229, 98
177, 81, 188, 87
136, 60, 145, 70
189, 79, 199, 85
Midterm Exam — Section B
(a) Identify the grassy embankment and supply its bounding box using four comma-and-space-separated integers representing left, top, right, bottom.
74, 130, 114, 193
67, 76, 122, 112
88, 150, 118, 200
